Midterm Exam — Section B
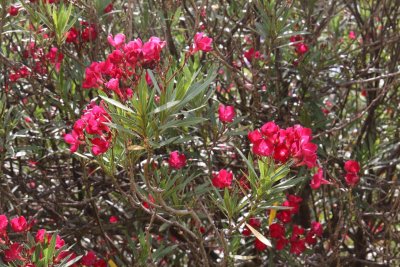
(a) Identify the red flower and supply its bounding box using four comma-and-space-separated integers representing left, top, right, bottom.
142, 37, 166, 65
94, 259, 107, 267
10, 216, 27, 232
247, 130, 263, 143
8, 5, 19, 16
296, 43, 309, 55
269, 223, 285, 239
261, 121, 279, 137
212, 169, 233, 189
310, 221, 323, 237
218, 104, 235, 123
254, 238, 268, 251
249, 218, 261, 228
290, 225, 306, 255
191, 32, 213, 54
66, 27, 79, 43
104, 3, 113, 13
349, 31, 356, 40
243, 48, 260, 62
0, 214, 8, 233
252, 139, 274, 157
35, 229, 46, 243
273, 144, 290, 163
344, 160, 360, 173
290, 238, 306, 254
81, 251, 97, 266
4, 243, 24, 262
168, 151, 187, 169
82, 26, 97, 42
143, 194, 155, 209
276, 237, 288, 250
109, 216, 118, 224
310, 168, 330, 190
345, 172, 360, 187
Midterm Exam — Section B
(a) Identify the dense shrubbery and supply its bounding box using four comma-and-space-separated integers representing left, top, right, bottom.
1, 0, 399, 266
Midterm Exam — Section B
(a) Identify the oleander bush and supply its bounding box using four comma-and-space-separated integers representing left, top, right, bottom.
1, 0, 399, 266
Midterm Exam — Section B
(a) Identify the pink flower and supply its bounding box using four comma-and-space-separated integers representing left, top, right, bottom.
310, 168, 330, 190
344, 160, 360, 173
345, 172, 359, 187
247, 130, 263, 143
0, 214, 8, 232
91, 138, 110, 156
51, 234, 65, 249
296, 43, 309, 55
168, 151, 187, 169
64, 130, 82, 153
212, 169, 233, 189
260, 121, 279, 137
218, 104, 235, 123
4, 243, 24, 262
36, 229, 47, 243
8, 5, 19, 16
107, 33, 126, 48
10, 216, 27, 232
349, 31, 356, 40
142, 37, 166, 65
105, 78, 120, 93
109, 216, 118, 224
252, 139, 274, 157
191, 32, 213, 54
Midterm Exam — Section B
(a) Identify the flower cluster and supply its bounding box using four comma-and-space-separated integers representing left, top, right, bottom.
248, 122, 318, 168
243, 47, 261, 62
0, 214, 108, 266
82, 33, 165, 100
241, 218, 268, 251
64, 102, 111, 156
9, 43, 63, 83
290, 35, 309, 55
344, 160, 360, 187
270, 196, 323, 254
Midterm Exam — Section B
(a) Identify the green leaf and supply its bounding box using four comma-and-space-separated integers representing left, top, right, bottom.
160, 117, 207, 131
100, 95, 135, 113
245, 223, 272, 247
150, 100, 180, 114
